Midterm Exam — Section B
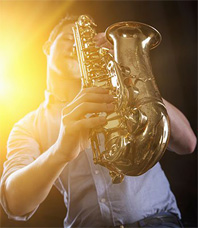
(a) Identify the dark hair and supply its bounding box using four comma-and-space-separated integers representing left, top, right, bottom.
43, 14, 79, 55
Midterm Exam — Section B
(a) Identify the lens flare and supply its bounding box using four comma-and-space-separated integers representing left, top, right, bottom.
0, 1, 75, 163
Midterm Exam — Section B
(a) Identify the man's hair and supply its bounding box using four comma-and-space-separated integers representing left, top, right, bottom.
43, 14, 79, 55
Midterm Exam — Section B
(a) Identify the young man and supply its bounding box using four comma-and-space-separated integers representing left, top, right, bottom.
0, 16, 196, 227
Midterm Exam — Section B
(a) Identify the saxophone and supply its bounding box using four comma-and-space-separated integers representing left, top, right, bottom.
72, 15, 170, 183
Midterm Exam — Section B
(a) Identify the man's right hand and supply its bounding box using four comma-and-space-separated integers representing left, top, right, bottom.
54, 87, 115, 163
3, 87, 114, 217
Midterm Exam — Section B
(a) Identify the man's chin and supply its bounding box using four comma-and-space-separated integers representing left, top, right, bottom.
58, 69, 81, 80
67, 73, 81, 80
54, 65, 81, 80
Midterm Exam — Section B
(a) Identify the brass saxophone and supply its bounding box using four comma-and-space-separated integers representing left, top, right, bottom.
72, 15, 170, 183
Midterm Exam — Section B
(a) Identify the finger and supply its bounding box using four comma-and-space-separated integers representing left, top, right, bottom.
99, 42, 113, 50
77, 116, 107, 129
80, 87, 110, 95
96, 39, 113, 49
62, 87, 112, 115
63, 93, 115, 115
78, 93, 115, 104
108, 49, 114, 55
70, 87, 110, 107
67, 102, 115, 120
94, 32, 113, 48
93, 32, 106, 43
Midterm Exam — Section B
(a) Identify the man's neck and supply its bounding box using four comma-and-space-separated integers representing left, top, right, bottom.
47, 72, 82, 103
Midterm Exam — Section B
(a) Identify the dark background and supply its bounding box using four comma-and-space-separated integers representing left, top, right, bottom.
0, 1, 197, 227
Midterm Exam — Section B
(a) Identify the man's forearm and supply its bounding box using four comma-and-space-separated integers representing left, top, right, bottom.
163, 99, 196, 154
4, 143, 67, 216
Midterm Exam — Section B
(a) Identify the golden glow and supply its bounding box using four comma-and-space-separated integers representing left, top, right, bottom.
0, 47, 16, 99
0, 75, 14, 98
0, 1, 74, 162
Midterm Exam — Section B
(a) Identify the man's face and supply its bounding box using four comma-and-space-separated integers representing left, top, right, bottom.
48, 23, 81, 79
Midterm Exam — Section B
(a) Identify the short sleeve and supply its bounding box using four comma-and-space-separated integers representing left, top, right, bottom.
0, 111, 41, 221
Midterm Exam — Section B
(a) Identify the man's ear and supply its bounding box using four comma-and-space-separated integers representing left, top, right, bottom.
43, 41, 51, 56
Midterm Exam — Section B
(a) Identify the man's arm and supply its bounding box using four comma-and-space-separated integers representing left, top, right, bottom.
163, 98, 196, 154
3, 87, 113, 217
4, 143, 67, 217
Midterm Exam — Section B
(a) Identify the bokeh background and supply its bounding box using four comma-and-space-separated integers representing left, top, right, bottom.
0, 1, 197, 227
